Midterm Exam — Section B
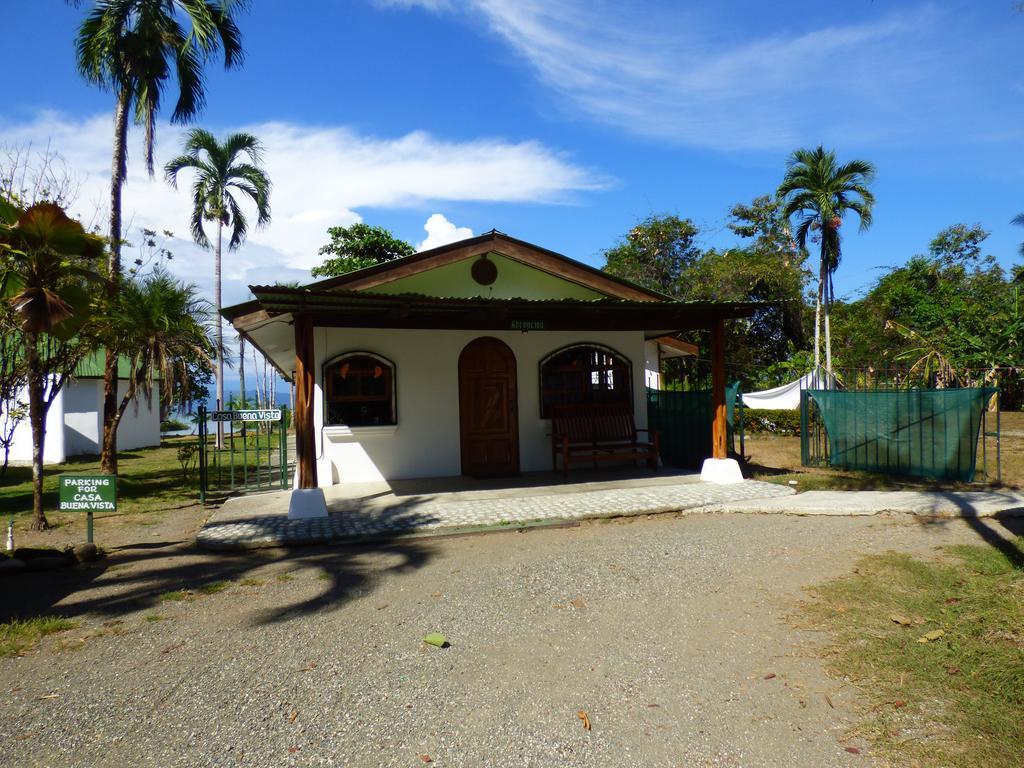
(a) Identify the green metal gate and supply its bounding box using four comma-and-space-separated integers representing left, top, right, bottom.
198, 406, 291, 503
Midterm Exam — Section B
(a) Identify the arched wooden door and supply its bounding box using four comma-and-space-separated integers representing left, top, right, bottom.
458, 337, 520, 477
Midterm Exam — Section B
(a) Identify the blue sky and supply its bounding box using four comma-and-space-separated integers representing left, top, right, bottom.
4, 0, 1024, 317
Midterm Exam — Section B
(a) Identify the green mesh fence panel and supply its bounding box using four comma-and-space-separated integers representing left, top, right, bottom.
647, 383, 740, 468
808, 387, 996, 482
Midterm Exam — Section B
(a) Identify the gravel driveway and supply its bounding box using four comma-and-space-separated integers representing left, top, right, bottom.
1, 511, 1012, 767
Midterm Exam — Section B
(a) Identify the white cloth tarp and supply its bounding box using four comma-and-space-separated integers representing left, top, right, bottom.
741, 370, 834, 410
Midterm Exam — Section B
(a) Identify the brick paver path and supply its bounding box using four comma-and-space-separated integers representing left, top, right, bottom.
198, 479, 795, 550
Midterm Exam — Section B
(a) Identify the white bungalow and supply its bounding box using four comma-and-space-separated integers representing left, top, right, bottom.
223, 231, 749, 489
5, 353, 161, 465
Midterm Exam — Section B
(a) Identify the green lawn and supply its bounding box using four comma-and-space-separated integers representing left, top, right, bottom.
0, 437, 202, 521
803, 537, 1024, 767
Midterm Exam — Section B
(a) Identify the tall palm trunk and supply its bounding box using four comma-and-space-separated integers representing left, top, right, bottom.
823, 270, 834, 382
101, 88, 131, 475
24, 336, 48, 531
214, 217, 225, 448
814, 251, 825, 376
238, 336, 246, 408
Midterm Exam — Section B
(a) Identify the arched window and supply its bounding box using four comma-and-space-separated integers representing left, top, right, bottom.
539, 344, 632, 417
323, 352, 396, 427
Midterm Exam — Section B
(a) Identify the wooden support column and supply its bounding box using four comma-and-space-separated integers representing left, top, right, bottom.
711, 317, 727, 460
294, 312, 318, 488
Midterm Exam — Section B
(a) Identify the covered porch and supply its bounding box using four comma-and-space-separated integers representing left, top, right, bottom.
226, 287, 758, 490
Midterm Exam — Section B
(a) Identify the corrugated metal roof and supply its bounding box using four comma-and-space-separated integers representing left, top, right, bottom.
73, 350, 160, 380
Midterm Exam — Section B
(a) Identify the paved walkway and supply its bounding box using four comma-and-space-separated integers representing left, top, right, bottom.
717, 488, 1024, 517
197, 471, 1024, 551
198, 474, 795, 550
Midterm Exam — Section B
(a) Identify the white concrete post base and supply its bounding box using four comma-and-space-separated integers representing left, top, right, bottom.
288, 488, 329, 519
700, 457, 744, 485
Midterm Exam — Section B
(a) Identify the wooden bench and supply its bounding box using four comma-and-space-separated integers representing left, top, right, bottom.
549, 403, 660, 476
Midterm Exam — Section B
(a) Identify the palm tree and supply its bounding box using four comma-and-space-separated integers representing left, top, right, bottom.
75, 0, 245, 474
0, 200, 105, 530
778, 146, 875, 378
101, 267, 216, 435
164, 129, 271, 433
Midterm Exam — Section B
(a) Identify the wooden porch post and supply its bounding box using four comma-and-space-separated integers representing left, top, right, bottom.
294, 312, 318, 488
711, 317, 727, 460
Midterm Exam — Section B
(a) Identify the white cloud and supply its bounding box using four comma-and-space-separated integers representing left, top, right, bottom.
0, 111, 605, 297
417, 213, 474, 251
385, 1, 1017, 151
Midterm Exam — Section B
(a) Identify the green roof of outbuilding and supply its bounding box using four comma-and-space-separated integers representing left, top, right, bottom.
74, 350, 160, 380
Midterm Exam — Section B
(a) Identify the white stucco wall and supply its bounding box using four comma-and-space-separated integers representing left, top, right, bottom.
114, 380, 161, 452
6, 382, 67, 465
310, 328, 649, 486
644, 340, 662, 390
63, 379, 103, 456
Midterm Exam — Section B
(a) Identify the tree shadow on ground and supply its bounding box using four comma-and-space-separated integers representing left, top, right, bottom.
0, 504, 437, 626
910, 494, 1024, 570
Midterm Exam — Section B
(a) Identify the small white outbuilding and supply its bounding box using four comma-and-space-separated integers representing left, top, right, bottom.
4, 353, 161, 465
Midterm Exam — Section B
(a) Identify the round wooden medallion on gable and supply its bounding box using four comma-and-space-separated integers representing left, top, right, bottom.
471, 256, 498, 286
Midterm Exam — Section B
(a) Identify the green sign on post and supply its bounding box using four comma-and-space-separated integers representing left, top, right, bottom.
59, 474, 116, 544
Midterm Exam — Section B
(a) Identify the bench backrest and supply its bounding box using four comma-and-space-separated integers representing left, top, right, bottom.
550, 403, 636, 443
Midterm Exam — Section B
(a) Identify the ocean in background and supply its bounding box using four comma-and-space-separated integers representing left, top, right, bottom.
162, 388, 292, 436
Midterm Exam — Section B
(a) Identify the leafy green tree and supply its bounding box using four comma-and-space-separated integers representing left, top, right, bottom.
0, 200, 105, 530
929, 223, 990, 266
778, 146, 876, 377
680, 198, 810, 386
75, 0, 245, 474
311, 223, 415, 278
829, 224, 1022, 402
601, 207, 811, 388
164, 129, 271, 428
602, 214, 700, 296
98, 267, 215, 439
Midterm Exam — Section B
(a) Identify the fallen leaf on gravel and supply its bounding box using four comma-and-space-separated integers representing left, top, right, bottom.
289, 711, 298, 723
646, 703, 660, 708
569, 598, 586, 609
577, 710, 591, 731
296, 662, 317, 673
917, 629, 945, 643
287, 747, 300, 754
423, 633, 448, 648
825, 695, 834, 709
419, 755, 432, 763
890, 614, 912, 626
15, 732, 36, 740
763, 673, 777, 680
844, 746, 861, 754
161, 641, 185, 654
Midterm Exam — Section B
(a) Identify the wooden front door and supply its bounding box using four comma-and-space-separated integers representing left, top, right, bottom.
459, 337, 519, 477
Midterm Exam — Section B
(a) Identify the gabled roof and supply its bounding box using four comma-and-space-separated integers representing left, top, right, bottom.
304, 230, 672, 302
